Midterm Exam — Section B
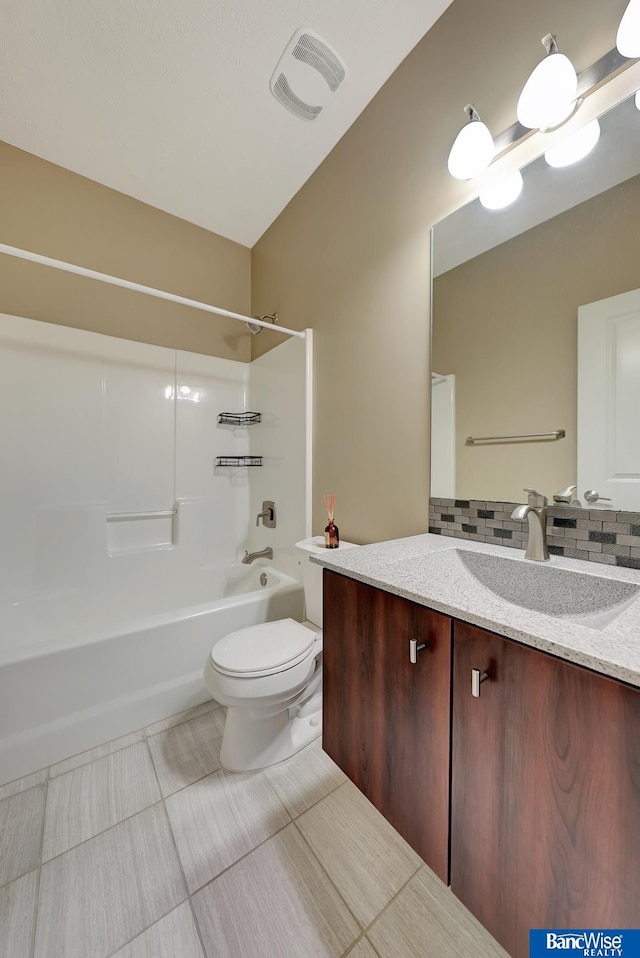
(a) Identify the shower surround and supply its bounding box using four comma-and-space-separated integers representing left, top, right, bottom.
0, 313, 309, 785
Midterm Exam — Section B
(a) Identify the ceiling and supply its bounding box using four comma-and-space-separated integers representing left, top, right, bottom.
0, 0, 452, 248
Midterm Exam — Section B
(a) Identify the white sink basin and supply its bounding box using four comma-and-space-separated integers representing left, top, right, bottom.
434, 549, 640, 629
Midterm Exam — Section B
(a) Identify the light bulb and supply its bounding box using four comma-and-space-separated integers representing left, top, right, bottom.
617, 0, 640, 58
447, 107, 494, 180
517, 37, 578, 130
544, 119, 601, 168
479, 170, 524, 210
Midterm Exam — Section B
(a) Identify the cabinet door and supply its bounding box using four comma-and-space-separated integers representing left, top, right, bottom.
322, 569, 452, 883
452, 621, 640, 958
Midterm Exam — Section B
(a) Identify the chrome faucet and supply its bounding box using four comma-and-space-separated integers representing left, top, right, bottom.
511, 488, 550, 561
242, 547, 273, 564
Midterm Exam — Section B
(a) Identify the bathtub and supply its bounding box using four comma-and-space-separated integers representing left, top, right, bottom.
0, 563, 304, 786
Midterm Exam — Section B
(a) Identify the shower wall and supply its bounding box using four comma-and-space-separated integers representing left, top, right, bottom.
246, 334, 309, 577
0, 312, 307, 615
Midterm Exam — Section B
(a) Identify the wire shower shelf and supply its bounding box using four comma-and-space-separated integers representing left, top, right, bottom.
217, 411, 262, 425
215, 455, 263, 468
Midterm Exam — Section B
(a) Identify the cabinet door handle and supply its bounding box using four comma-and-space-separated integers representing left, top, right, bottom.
409, 639, 427, 664
471, 668, 489, 697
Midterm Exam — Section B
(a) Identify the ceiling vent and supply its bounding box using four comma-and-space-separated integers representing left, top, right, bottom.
270, 28, 347, 122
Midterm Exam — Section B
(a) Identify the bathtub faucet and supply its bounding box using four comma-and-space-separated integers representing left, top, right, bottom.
242, 547, 273, 564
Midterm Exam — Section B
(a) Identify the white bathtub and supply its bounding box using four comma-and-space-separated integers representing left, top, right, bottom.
0, 563, 304, 786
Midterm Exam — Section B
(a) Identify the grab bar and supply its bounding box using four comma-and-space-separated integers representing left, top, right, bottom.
466, 430, 565, 445
106, 509, 177, 522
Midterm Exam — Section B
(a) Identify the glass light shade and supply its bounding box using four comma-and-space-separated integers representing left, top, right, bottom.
479, 170, 524, 210
617, 0, 640, 57
447, 119, 495, 180
544, 118, 601, 168
516, 53, 578, 130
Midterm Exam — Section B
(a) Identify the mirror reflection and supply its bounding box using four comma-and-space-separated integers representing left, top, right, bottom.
431, 93, 640, 510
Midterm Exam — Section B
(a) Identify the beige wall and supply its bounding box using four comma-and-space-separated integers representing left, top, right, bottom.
0, 141, 252, 361
433, 174, 640, 503
1, 0, 631, 541
252, 0, 630, 543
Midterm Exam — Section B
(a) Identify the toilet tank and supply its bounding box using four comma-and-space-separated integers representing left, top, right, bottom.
294, 536, 358, 627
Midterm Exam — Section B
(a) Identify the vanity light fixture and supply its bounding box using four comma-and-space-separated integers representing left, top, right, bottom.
617, 0, 640, 58
446, 14, 636, 188
447, 105, 495, 180
516, 34, 579, 131
544, 118, 601, 168
479, 170, 523, 210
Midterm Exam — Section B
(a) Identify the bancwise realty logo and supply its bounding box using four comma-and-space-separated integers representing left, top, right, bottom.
530, 930, 640, 957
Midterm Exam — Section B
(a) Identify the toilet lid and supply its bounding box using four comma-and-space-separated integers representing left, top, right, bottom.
210, 618, 318, 675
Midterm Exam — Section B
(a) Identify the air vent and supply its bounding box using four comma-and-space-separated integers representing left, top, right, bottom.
270, 27, 348, 122
292, 33, 346, 92
273, 73, 323, 122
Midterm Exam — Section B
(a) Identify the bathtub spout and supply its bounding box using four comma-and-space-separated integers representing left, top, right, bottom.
242, 547, 273, 564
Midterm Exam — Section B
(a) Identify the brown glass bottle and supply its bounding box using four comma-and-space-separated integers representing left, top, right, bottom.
324, 520, 340, 548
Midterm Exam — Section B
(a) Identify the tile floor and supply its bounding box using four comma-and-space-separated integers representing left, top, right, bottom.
0, 699, 509, 958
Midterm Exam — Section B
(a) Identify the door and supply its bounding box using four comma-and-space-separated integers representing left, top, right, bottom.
451, 621, 640, 958
578, 288, 640, 508
431, 372, 456, 498
322, 570, 452, 883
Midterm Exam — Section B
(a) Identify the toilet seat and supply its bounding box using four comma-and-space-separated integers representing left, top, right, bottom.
209, 618, 319, 677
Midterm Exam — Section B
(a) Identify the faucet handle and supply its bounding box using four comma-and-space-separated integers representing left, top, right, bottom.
553, 484, 577, 504
523, 488, 548, 508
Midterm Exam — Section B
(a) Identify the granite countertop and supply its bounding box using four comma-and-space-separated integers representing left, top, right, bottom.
311, 534, 640, 689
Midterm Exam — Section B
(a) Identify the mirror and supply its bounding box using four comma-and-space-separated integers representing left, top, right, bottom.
431, 92, 640, 510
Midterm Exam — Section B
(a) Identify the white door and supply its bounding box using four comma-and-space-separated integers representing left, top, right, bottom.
578, 288, 640, 510
431, 373, 455, 498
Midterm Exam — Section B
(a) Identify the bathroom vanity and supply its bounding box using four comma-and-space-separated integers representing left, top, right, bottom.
316, 536, 640, 958
322, 573, 451, 883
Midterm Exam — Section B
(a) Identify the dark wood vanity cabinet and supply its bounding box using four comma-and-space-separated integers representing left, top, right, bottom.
451, 620, 640, 958
322, 569, 452, 883
322, 571, 640, 958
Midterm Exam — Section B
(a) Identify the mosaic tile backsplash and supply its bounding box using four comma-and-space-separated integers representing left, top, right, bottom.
429, 498, 640, 571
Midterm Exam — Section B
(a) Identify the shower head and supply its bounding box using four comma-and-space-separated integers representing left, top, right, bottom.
246, 312, 279, 335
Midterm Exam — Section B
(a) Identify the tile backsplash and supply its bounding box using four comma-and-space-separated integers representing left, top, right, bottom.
429, 498, 640, 571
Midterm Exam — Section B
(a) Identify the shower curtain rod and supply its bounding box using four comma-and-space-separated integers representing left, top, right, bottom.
0, 243, 306, 339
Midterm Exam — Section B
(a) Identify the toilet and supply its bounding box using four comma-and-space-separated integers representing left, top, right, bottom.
204, 536, 357, 771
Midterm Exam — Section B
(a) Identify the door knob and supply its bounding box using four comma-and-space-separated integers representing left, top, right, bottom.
409, 639, 427, 664
584, 490, 612, 504
471, 668, 489, 697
